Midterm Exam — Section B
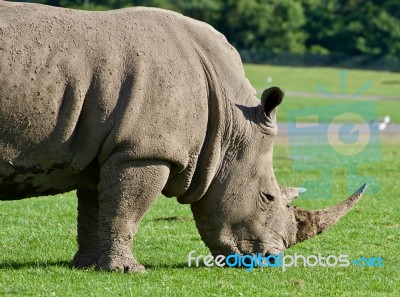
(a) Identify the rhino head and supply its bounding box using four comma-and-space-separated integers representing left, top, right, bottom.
190, 86, 367, 258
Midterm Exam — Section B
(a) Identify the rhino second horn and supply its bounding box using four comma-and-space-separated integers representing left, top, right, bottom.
280, 186, 307, 204
293, 183, 368, 244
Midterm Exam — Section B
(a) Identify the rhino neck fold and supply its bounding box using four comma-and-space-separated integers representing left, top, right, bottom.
177, 49, 233, 204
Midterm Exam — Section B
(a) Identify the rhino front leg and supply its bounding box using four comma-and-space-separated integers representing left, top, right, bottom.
73, 162, 101, 268
96, 158, 170, 272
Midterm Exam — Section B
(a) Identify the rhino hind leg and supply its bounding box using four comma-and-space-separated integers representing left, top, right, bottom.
96, 158, 170, 272
72, 162, 101, 269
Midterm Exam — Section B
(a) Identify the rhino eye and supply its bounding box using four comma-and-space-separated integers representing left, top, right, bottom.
261, 192, 275, 202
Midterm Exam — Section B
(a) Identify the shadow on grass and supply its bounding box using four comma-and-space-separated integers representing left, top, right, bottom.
0, 260, 72, 270
152, 216, 192, 222
144, 262, 191, 270
0, 260, 195, 271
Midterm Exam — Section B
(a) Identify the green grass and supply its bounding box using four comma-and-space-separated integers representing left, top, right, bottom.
244, 64, 400, 97
244, 64, 400, 123
1, 65, 399, 296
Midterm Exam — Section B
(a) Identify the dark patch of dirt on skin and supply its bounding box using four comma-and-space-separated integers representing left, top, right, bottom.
153, 216, 192, 222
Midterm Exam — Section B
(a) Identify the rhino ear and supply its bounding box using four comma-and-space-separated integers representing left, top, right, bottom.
261, 86, 284, 116
257, 87, 284, 134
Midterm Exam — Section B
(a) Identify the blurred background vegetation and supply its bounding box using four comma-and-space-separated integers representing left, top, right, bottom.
15, 0, 400, 70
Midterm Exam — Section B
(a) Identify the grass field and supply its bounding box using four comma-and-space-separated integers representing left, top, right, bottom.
244, 64, 400, 123
1, 65, 399, 296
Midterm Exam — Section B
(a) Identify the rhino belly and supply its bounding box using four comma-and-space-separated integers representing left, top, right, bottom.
0, 161, 81, 200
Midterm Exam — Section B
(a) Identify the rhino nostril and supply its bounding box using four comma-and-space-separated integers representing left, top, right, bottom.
261, 192, 275, 202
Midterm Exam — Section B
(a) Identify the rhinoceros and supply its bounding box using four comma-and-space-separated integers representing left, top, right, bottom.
0, 1, 367, 272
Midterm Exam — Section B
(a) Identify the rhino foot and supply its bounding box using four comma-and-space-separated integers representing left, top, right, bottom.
96, 254, 146, 273
72, 251, 100, 269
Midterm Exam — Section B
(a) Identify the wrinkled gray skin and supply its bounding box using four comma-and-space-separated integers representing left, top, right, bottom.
0, 1, 367, 272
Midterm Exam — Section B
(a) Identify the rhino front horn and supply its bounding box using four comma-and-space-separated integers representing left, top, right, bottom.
292, 183, 368, 244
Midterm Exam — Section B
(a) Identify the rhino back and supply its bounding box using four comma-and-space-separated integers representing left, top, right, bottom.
0, 3, 255, 200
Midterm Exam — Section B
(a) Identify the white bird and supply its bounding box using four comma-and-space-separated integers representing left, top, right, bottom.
373, 115, 390, 131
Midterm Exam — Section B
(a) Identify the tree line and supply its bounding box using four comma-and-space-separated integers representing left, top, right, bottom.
21, 0, 400, 59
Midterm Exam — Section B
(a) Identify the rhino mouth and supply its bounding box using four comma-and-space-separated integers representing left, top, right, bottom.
219, 239, 283, 258
215, 247, 282, 269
